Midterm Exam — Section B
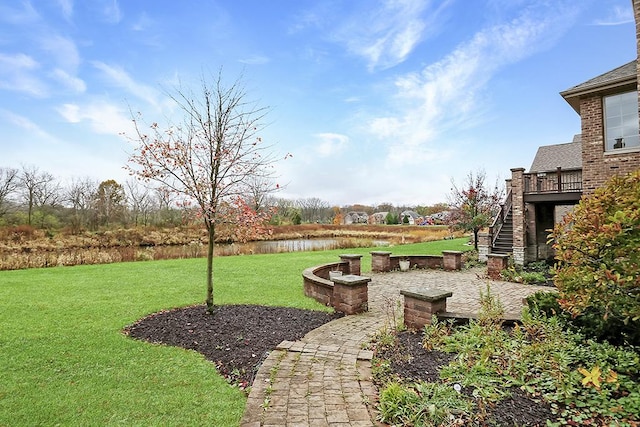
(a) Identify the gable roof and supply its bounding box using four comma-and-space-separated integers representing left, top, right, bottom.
560, 60, 637, 113
529, 139, 582, 173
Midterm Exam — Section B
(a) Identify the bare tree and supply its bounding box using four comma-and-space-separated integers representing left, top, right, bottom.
66, 177, 98, 232
0, 167, 18, 219
447, 170, 503, 249
127, 72, 282, 313
297, 197, 330, 223
125, 179, 153, 226
152, 185, 180, 226
19, 165, 57, 226
243, 175, 279, 213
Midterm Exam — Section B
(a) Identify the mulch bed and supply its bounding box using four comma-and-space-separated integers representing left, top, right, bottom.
124, 305, 556, 425
376, 331, 558, 427
123, 304, 342, 389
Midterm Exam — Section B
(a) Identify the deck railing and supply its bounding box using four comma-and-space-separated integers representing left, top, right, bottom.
523, 167, 582, 194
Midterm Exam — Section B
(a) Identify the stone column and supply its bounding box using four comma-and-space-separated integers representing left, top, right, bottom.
370, 251, 391, 272
511, 168, 526, 265
332, 275, 370, 315
400, 288, 452, 330
487, 254, 510, 280
339, 254, 362, 275
442, 250, 463, 271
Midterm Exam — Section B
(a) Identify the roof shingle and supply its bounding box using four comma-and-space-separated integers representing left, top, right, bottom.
529, 139, 582, 172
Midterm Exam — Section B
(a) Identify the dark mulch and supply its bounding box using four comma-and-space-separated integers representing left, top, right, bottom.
377, 330, 557, 427
124, 305, 556, 425
123, 304, 342, 388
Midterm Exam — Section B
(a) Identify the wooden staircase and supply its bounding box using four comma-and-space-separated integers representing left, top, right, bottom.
491, 210, 513, 254
489, 190, 513, 255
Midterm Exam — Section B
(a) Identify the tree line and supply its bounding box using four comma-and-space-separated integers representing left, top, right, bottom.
0, 165, 453, 232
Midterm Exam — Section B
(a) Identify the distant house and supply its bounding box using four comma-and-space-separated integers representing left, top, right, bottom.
485, 4, 640, 265
400, 210, 421, 225
427, 210, 450, 224
343, 211, 369, 225
369, 212, 388, 225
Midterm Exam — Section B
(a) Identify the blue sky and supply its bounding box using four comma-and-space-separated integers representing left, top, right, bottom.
0, 0, 636, 207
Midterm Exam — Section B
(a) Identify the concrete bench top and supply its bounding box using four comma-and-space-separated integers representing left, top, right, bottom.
332, 274, 371, 286
400, 288, 453, 302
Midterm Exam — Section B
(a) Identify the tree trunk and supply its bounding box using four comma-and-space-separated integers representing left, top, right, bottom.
205, 222, 215, 314
473, 228, 479, 250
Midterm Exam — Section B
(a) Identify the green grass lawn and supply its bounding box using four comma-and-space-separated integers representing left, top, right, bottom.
0, 238, 470, 426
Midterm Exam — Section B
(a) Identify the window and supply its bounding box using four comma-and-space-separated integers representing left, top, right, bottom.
604, 91, 639, 151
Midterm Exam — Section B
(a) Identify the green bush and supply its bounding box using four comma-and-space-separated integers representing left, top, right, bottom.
385, 212, 399, 225
552, 170, 640, 346
526, 291, 640, 347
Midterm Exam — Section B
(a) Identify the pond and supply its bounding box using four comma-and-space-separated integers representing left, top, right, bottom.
215, 238, 390, 256
0, 238, 391, 270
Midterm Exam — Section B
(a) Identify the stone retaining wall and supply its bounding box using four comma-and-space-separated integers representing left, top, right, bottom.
302, 261, 349, 307
370, 251, 463, 273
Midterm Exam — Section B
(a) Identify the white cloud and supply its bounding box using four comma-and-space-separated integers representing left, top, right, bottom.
367, 1, 579, 166
40, 34, 81, 71
51, 68, 86, 93
314, 133, 349, 157
1, 110, 55, 141
0, 2, 40, 25
92, 61, 159, 106
593, 5, 634, 26
102, 0, 122, 24
132, 12, 153, 31
239, 55, 270, 65
57, 101, 134, 136
332, 0, 453, 71
0, 53, 48, 97
57, 0, 73, 21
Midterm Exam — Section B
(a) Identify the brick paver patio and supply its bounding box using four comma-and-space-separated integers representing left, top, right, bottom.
240, 267, 549, 427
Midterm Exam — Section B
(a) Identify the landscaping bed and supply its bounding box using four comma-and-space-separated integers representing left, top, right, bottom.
369, 310, 640, 427
124, 304, 343, 389
374, 330, 557, 426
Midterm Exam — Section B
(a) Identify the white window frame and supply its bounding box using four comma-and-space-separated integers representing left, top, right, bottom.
603, 91, 639, 152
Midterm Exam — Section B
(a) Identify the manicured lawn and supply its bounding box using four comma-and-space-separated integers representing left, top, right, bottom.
0, 238, 470, 426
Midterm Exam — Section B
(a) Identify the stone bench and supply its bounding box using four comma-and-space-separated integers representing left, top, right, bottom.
400, 288, 452, 330
370, 250, 464, 273
302, 254, 368, 314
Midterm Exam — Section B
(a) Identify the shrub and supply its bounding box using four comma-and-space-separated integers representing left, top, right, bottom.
551, 170, 640, 346
385, 212, 399, 225
377, 382, 472, 426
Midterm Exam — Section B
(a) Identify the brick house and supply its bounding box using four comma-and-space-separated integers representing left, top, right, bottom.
481, 0, 640, 265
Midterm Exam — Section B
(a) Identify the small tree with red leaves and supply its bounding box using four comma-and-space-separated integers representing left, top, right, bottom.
127, 72, 283, 313
447, 170, 503, 250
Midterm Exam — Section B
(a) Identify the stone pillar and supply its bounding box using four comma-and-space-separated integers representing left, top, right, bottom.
370, 251, 391, 272
487, 253, 510, 280
477, 232, 490, 262
510, 168, 526, 265
400, 288, 452, 330
442, 250, 463, 270
332, 275, 370, 315
339, 254, 362, 275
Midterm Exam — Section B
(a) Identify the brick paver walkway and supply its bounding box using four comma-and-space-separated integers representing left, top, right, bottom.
240, 267, 550, 427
